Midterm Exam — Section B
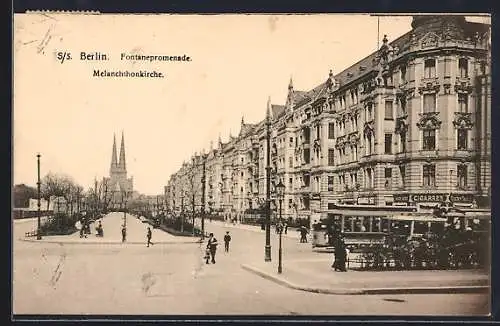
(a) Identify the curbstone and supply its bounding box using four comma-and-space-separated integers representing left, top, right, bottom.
19, 237, 201, 245
241, 264, 489, 295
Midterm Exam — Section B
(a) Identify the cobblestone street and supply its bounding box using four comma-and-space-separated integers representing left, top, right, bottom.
13, 214, 490, 316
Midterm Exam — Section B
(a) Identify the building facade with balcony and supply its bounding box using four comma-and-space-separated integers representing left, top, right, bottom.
166, 15, 491, 224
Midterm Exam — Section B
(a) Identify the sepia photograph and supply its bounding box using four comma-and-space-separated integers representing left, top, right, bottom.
13, 13, 491, 317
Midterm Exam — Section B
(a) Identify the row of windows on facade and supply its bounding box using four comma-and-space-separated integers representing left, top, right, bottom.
332, 92, 469, 139
255, 93, 470, 155
185, 60, 472, 172
218, 162, 469, 196
329, 58, 469, 110
264, 128, 469, 170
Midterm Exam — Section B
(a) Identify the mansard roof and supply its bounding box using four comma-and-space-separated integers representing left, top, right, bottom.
239, 123, 257, 137
271, 104, 286, 118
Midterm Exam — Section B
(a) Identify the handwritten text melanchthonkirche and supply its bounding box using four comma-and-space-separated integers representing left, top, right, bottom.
53, 51, 193, 79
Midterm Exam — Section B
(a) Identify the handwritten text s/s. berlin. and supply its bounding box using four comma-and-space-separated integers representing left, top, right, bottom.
55, 51, 192, 64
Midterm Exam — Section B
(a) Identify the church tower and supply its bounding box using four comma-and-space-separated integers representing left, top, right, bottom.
110, 133, 118, 175
118, 131, 127, 174
105, 132, 134, 209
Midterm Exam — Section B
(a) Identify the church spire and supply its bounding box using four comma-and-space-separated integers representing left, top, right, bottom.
118, 131, 126, 171
110, 133, 118, 172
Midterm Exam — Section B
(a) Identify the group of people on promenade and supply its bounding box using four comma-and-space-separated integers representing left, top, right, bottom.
204, 231, 232, 264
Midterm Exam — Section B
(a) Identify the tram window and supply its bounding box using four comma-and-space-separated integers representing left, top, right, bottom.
363, 218, 370, 232
478, 219, 489, 231
401, 221, 411, 236
344, 217, 353, 232
354, 218, 363, 232
391, 221, 411, 235
414, 221, 427, 234
381, 219, 389, 232
430, 222, 444, 234
372, 217, 381, 232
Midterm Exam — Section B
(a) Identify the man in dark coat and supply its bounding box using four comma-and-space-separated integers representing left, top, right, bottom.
121, 225, 127, 243
332, 237, 347, 272
146, 227, 153, 247
299, 226, 308, 243
208, 233, 219, 264
224, 231, 231, 252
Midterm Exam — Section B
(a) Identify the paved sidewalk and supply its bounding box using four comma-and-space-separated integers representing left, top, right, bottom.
204, 219, 303, 240
20, 212, 200, 245
242, 258, 490, 295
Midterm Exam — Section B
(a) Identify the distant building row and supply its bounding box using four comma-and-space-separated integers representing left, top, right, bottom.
165, 15, 491, 223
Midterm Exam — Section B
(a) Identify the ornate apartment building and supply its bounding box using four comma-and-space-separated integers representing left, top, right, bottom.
165, 15, 491, 223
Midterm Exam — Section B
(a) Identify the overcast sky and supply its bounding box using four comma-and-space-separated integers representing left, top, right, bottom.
13, 14, 490, 195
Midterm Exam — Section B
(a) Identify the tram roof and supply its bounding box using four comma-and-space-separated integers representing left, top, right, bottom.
327, 204, 417, 214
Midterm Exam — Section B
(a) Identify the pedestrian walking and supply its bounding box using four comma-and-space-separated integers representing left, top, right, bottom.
284, 221, 288, 235
146, 227, 154, 247
224, 231, 231, 252
299, 226, 308, 243
204, 246, 211, 264
332, 237, 347, 272
206, 233, 214, 264
121, 225, 127, 243
207, 233, 218, 263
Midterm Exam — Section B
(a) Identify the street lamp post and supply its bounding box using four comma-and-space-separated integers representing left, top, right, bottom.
276, 180, 285, 274
265, 97, 272, 262
36, 153, 42, 240
122, 191, 128, 229
201, 154, 207, 240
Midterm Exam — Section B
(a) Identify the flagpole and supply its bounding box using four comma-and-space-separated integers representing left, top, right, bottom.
377, 16, 380, 50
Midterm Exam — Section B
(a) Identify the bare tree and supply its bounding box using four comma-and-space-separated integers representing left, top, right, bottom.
41, 172, 75, 213
187, 164, 201, 217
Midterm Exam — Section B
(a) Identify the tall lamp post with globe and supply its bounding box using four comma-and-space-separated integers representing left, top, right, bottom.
275, 179, 285, 274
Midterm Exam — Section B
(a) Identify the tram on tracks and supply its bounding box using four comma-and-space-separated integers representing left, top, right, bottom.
311, 203, 490, 249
